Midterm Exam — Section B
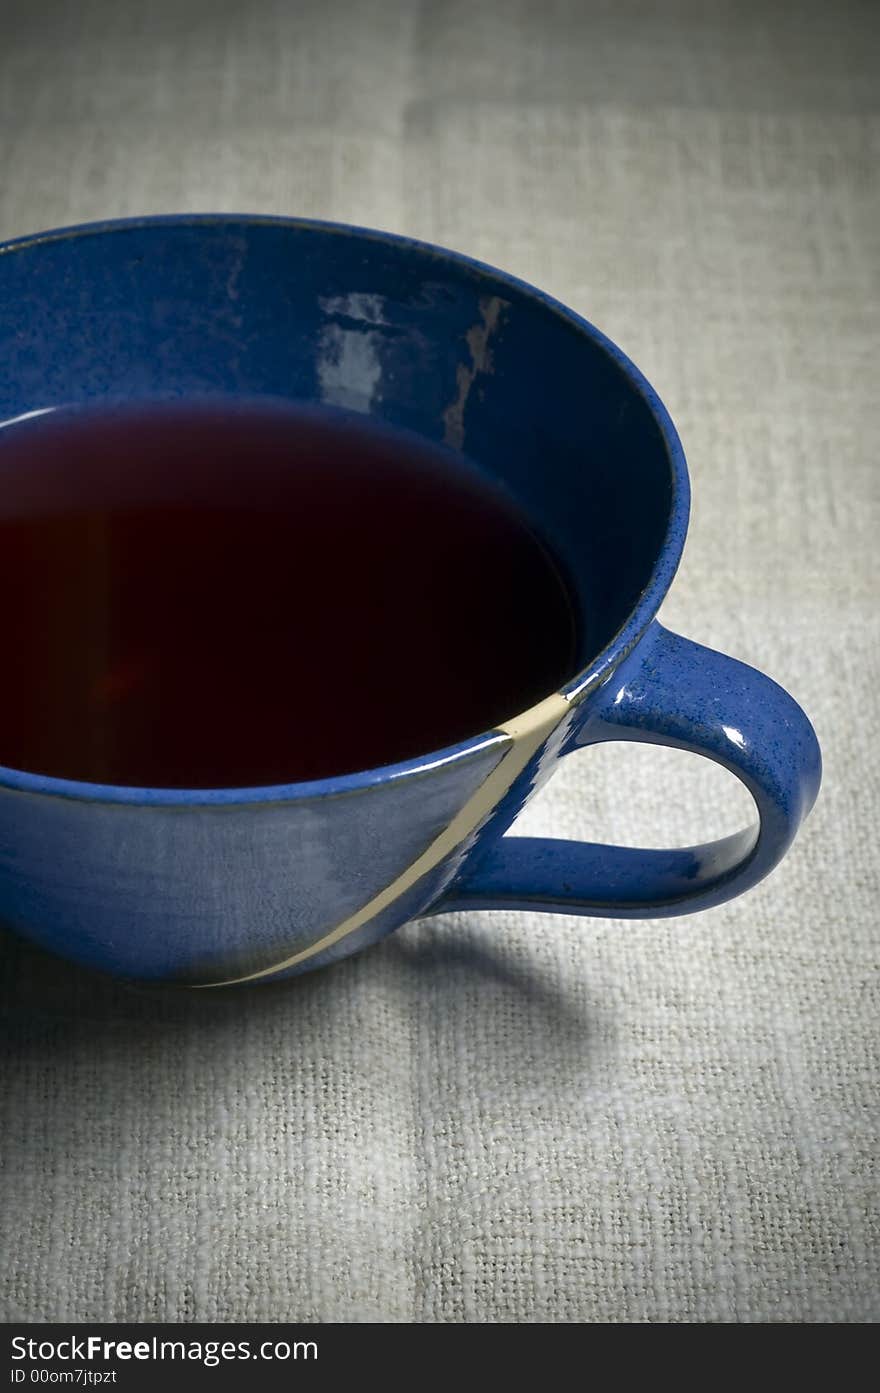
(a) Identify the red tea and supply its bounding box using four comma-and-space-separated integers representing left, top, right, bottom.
0, 399, 578, 787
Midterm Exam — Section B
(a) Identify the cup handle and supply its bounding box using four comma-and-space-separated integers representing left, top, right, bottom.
436, 622, 821, 918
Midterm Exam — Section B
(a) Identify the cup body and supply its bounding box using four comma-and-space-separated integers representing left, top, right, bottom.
0, 216, 819, 984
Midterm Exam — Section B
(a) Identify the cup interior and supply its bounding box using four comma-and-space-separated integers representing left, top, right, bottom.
0, 216, 681, 711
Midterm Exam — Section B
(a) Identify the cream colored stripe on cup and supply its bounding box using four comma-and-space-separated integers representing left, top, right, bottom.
194, 692, 570, 988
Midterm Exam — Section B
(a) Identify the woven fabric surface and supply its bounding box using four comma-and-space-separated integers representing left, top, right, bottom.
0, 0, 877, 1323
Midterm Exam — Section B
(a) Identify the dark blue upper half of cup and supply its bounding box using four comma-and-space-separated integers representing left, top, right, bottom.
0, 215, 688, 799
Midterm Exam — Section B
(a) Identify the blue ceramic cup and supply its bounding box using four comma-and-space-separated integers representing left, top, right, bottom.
0, 215, 821, 986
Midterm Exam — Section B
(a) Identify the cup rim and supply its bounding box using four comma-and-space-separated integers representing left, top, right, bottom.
0, 213, 690, 805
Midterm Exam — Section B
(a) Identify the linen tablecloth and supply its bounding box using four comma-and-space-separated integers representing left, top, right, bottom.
1, 0, 877, 1322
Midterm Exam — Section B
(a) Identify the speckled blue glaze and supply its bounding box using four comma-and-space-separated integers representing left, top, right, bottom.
0, 215, 820, 983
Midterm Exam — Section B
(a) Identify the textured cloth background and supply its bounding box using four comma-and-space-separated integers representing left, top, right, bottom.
0, 0, 877, 1323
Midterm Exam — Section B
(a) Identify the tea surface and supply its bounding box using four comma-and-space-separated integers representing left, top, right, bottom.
0, 399, 579, 786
